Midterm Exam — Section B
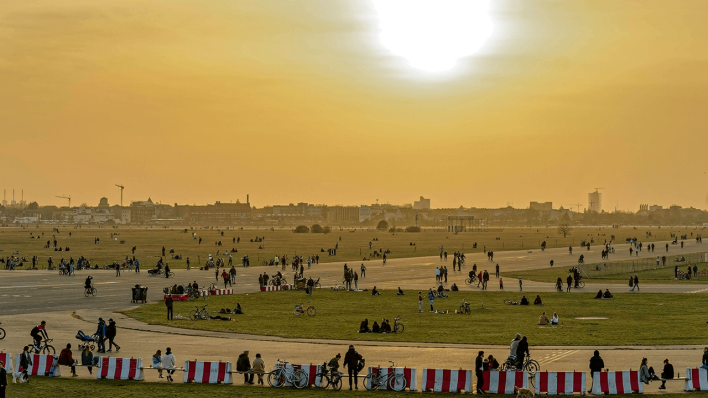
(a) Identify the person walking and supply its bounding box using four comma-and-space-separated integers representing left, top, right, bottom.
354, 271, 359, 291
476, 350, 485, 395
633, 274, 640, 291
237, 350, 254, 384
495, 264, 500, 278
566, 275, 572, 292
95, 318, 107, 353
58, 344, 78, 377
106, 318, 120, 352
418, 291, 423, 313
163, 348, 176, 382
165, 294, 174, 320
81, 346, 94, 375
230, 266, 237, 284
589, 350, 604, 392
115, 263, 120, 277
343, 345, 363, 390
360, 264, 366, 278
499, 278, 504, 290
518, 277, 523, 292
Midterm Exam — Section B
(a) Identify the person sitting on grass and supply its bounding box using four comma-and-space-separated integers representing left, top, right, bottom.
603, 289, 613, 299
451, 283, 459, 291
551, 312, 559, 325
372, 321, 381, 333
659, 358, 674, 389
397, 287, 404, 295
381, 319, 392, 333
371, 286, 381, 296
538, 312, 550, 325
534, 295, 543, 305
594, 290, 603, 299
520, 296, 530, 305
234, 303, 243, 314
437, 284, 445, 294
358, 319, 371, 333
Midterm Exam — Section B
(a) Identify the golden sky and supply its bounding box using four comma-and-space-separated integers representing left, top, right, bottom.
1, 0, 707, 210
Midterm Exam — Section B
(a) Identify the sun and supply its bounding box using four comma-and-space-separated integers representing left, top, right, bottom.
372, 0, 493, 73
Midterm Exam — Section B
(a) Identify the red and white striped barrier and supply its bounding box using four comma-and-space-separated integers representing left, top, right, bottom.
482, 371, 528, 394
536, 372, 586, 395
591, 371, 642, 395
14, 354, 59, 377
165, 294, 189, 301
685, 368, 708, 391
97, 357, 143, 380
368, 367, 417, 391
0, 353, 13, 372
274, 363, 323, 387
210, 289, 233, 296
184, 360, 232, 384
422, 368, 472, 393
260, 285, 294, 292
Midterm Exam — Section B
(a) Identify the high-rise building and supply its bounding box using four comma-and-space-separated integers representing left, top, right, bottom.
588, 190, 602, 213
413, 196, 431, 210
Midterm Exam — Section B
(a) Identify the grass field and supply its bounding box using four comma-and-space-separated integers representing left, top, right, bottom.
124, 289, 704, 346
502, 262, 708, 284
0, 226, 700, 269
4, 376, 694, 397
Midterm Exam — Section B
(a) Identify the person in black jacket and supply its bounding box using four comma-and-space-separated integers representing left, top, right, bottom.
516, 336, 529, 369
476, 350, 485, 395
589, 350, 605, 391
343, 345, 363, 390
106, 318, 120, 352
0, 360, 7, 397
659, 358, 674, 389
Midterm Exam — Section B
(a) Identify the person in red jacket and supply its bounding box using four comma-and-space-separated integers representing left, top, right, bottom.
58, 344, 77, 377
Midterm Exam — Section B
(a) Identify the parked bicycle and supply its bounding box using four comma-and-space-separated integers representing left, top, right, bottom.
393, 316, 403, 333
315, 362, 342, 390
331, 285, 346, 291
459, 299, 471, 314
500, 354, 540, 375
84, 284, 97, 297
190, 304, 209, 320
0, 322, 5, 339
293, 300, 316, 316
364, 361, 407, 391
268, 359, 308, 388
30, 338, 55, 355
434, 290, 448, 299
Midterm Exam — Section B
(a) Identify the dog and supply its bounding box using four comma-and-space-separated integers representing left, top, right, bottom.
515, 386, 535, 398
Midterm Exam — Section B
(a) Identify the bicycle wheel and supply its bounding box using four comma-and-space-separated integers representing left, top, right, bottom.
363, 374, 376, 390
525, 360, 540, 375
331, 374, 343, 391
190, 310, 199, 320
0, 328, 5, 340
315, 374, 329, 389
42, 345, 55, 355
465, 278, 472, 285
91, 288, 97, 296
578, 281, 586, 288
200, 311, 210, 320
293, 306, 302, 316
389, 374, 407, 391
268, 369, 285, 387
504, 300, 512, 305
307, 307, 317, 316
293, 369, 308, 389
395, 323, 404, 333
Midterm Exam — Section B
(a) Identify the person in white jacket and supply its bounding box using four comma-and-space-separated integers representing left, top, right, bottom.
509, 333, 521, 358
162, 347, 176, 382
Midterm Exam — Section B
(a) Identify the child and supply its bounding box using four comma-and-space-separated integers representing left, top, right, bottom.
499, 278, 504, 290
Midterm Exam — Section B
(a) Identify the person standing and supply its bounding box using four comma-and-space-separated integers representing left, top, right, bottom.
106, 318, 120, 352
428, 289, 435, 312
115, 263, 120, 277
516, 336, 529, 369
186, 257, 190, 270
589, 350, 604, 391
237, 350, 254, 384
354, 271, 359, 291
95, 318, 107, 353
230, 266, 237, 284
0, 360, 7, 397
566, 275, 572, 292
499, 278, 504, 290
361, 264, 366, 278
165, 294, 174, 320
518, 277, 523, 292
343, 345, 363, 390
444, 266, 448, 283
252, 353, 265, 385
633, 274, 640, 291
495, 264, 500, 278
476, 350, 485, 395
163, 348, 176, 382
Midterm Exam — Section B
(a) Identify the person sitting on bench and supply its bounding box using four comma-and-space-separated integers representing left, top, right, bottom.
602, 289, 613, 299
659, 358, 674, 389
594, 290, 603, 299
371, 286, 381, 296
533, 295, 543, 305
520, 296, 530, 305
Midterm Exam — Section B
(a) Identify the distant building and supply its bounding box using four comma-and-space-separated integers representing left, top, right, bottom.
98, 197, 110, 208
530, 201, 552, 211
327, 206, 359, 223
413, 196, 431, 210
649, 205, 663, 211
588, 190, 602, 213
130, 198, 157, 223
182, 201, 251, 224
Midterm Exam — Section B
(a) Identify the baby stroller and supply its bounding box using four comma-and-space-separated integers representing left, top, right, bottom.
75, 330, 97, 351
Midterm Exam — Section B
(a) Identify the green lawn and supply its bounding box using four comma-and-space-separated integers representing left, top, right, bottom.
0, 226, 698, 269
503, 262, 708, 284
125, 289, 705, 346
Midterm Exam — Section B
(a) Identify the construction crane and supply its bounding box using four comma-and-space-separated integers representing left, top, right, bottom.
56, 195, 71, 208
115, 184, 125, 207
564, 203, 583, 213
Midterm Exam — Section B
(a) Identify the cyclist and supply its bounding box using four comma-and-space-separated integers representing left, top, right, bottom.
30, 321, 48, 350
516, 336, 530, 369
84, 275, 93, 290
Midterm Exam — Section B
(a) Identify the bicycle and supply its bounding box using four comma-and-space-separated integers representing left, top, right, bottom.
190, 305, 209, 320
363, 361, 407, 391
30, 339, 55, 355
500, 355, 540, 376
331, 285, 346, 291
434, 290, 448, 299
504, 300, 520, 305
0, 322, 5, 339
393, 316, 403, 333
293, 300, 316, 316
465, 275, 478, 285
459, 299, 471, 314
315, 363, 342, 390
84, 284, 97, 297
268, 359, 308, 388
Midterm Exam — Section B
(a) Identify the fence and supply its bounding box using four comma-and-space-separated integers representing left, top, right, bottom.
580, 252, 708, 278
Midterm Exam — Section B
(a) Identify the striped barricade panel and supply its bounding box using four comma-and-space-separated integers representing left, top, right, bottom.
368, 367, 417, 391
535, 372, 585, 395
164, 294, 189, 301
97, 357, 143, 380
482, 371, 528, 394
210, 289, 233, 296
0, 353, 13, 372
685, 368, 708, 391
15, 354, 59, 377
261, 286, 282, 292
591, 371, 642, 395
184, 361, 232, 384
282, 285, 295, 290
422, 368, 472, 393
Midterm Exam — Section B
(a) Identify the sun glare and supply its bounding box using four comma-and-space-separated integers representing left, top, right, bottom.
372, 0, 493, 73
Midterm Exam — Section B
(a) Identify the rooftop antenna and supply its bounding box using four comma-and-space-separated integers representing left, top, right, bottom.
115, 184, 125, 206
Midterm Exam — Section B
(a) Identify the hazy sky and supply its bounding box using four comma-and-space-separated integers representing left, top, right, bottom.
1, 0, 707, 210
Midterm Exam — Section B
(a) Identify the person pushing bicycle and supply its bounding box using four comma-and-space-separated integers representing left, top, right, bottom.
30, 321, 48, 349
328, 353, 341, 377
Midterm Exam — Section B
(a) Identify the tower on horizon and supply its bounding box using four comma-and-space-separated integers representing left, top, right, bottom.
588, 189, 603, 213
